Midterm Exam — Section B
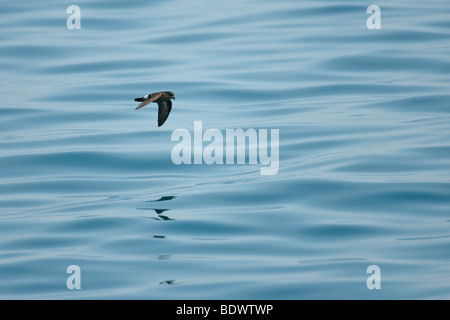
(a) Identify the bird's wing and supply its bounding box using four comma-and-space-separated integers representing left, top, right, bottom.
135, 92, 164, 110
157, 100, 172, 127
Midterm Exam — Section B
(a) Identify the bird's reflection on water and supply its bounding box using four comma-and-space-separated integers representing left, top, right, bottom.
159, 279, 179, 286
137, 197, 179, 286
137, 195, 177, 221
147, 196, 176, 202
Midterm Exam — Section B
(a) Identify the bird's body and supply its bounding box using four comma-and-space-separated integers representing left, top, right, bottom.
134, 91, 175, 127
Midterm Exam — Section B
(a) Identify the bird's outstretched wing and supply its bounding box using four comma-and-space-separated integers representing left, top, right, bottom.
157, 100, 172, 127
135, 92, 164, 110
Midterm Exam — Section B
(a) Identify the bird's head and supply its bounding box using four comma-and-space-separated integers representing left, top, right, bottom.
168, 91, 175, 100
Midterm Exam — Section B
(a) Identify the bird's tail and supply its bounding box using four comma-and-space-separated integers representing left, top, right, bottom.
134, 97, 145, 102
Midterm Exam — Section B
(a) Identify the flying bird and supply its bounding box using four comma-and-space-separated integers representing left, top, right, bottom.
134, 91, 175, 127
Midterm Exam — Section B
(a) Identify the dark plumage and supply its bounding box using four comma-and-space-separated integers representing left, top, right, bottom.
134, 91, 175, 127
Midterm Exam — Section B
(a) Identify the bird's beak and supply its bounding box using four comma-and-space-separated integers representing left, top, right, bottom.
173, 96, 176, 100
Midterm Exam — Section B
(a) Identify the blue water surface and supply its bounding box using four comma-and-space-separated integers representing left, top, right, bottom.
0, 0, 449, 299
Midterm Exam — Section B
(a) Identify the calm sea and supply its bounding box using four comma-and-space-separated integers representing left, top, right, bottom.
0, 0, 449, 299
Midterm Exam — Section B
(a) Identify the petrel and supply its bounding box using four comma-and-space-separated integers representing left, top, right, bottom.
134, 91, 175, 127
